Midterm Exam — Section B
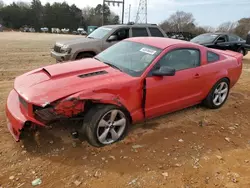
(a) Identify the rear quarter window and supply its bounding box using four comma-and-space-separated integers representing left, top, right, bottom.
148, 27, 164, 37
132, 27, 148, 37
207, 51, 220, 63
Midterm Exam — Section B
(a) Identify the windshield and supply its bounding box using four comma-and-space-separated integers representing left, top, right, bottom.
95, 41, 162, 77
190, 34, 219, 43
87, 27, 112, 39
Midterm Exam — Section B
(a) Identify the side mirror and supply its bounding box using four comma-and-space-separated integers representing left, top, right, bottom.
107, 35, 118, 42
152, 66, 176, 76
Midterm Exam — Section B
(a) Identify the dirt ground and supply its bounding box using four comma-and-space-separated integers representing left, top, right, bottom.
0, 32, 250, 188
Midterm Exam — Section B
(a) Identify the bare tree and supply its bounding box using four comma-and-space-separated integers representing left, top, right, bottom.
202, 26, 216, 33
234, 18, 250, 38
160, 11, 197, 33
160, 20, 172, 32
216, 21, 237, 33
167, 11, 195, 32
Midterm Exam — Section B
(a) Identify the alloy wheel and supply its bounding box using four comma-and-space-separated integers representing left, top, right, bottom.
97, 109, 126, 145
212, 81, 229, 106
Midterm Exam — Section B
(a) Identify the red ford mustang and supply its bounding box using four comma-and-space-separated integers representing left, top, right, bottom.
6, 37, 243, 147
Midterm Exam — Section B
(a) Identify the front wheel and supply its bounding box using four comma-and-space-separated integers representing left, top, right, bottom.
83, 105, 130, 147
76, 52, 94, 60
203, 78, 230, 109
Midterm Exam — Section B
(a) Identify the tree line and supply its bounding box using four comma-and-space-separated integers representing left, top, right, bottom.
0, 0, 249, 38
160, 11, 250, 39
0, 0, 120, 31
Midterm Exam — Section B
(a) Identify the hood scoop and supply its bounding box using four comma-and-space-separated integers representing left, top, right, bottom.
78, 70, 108, 78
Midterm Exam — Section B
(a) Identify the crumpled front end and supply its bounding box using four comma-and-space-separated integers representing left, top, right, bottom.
6, 89, 86, 141
5, 89, 44, 141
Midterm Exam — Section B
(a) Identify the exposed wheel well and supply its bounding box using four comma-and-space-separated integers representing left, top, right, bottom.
83, 100, 132, 123
76, 51, 96, 59
214, 77, 230, 88
223, 77, 230, 85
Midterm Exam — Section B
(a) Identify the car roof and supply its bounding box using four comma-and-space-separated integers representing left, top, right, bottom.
101, 24, 159, 28
125, 37, 201, 49
201, 32, 228, 35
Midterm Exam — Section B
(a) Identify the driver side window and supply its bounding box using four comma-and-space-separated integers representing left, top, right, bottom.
149, 48, 200, 76
216, 35, 227, 43
111, 28, 130, 41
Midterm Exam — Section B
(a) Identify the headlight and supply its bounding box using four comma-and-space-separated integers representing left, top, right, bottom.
60, 45, 72, 54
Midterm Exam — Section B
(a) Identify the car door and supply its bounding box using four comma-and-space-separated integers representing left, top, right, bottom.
102, 27, 130, 51
215, 35, 230, 50
228, 34, 244, 52
145, 48, 205, 118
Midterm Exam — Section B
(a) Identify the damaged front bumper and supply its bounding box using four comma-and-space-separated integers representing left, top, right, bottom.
5, 89, 44, 141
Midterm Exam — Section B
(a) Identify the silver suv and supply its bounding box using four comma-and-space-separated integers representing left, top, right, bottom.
50, 23, 167, 63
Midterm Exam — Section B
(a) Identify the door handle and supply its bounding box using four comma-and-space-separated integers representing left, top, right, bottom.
194, 73, 200, 78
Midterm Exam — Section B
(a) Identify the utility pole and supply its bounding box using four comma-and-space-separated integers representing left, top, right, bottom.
102, 0, 105, 26
128, 4, 131, 23
103, 0, 125, 25
122, 0, 125, 24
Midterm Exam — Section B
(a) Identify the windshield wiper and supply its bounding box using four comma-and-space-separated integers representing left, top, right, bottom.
94, 57, 123, 72
87, 36, 94, 39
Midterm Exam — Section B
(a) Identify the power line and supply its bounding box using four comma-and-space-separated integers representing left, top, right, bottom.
102, 0, 125, 25
135, 0, 147, 24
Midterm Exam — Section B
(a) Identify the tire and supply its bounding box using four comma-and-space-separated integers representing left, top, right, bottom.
203, 78, 230, 109
237, 48, 245, 56
76, 52, 94, 60
83, 104, 130, 147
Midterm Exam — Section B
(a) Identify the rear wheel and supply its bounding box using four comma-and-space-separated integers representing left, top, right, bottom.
203, 78, 230, 109
237, 48, 245, 56
83, 105, 130, 147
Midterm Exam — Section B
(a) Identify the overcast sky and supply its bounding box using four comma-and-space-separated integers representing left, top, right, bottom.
3, 0, 250, 27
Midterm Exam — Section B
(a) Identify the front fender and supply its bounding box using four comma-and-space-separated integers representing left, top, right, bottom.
67, 91, 130, 112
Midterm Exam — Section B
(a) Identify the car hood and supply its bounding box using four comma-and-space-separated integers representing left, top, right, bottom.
56, 37, 100, 46
14, 58, 132, 106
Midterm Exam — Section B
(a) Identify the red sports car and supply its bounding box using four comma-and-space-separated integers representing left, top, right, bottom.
6, 37, 243, 147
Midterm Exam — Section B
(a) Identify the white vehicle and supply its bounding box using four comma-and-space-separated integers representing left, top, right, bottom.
41, 27, 49, 32
61, 28, 70, 33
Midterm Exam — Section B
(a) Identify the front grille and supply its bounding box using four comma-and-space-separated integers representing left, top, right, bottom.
53, 45, 61, 53
19, 95, 28, 109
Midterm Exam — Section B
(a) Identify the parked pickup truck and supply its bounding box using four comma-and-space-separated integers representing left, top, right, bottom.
50, 23, 167, 62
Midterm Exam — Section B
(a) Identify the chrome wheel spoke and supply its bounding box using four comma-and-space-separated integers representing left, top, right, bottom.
99, 119, 109, 127
221, 88, 228, 94
213, 95, 219, 104
113, 118, 126, 127
218, 82, 225, 91
214, 89, 219, 94
110, 110, 118, 123
219, 95, 223, 103
110, 128, 119, 140
99, 128, 109, 143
